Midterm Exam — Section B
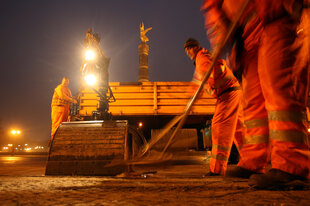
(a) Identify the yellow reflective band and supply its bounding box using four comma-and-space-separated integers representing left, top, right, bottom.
52, 98, 70, 106
210, 153, 229, 162
212, 144, 231, 152
268, 111, 307, 123
244, 118, 268, 129
269, 130, 307, 144
244, 134, 269, 144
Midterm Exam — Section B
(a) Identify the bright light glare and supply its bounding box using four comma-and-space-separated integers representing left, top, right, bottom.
308, 128, 310, 133
11, 129, 21, 135
85, 50, 96, 60
85, 74, 97, 86
139, 122, 143, 127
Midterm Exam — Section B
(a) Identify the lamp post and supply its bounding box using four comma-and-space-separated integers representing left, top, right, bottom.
10, 129, 21, 154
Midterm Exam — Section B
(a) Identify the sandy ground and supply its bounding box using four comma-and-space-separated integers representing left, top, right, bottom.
0, 154, 310, 206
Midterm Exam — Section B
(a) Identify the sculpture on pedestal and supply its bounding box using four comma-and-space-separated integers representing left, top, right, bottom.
138, 22, 152, 82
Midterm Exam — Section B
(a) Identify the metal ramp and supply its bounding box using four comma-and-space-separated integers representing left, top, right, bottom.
45, 120, 129, 176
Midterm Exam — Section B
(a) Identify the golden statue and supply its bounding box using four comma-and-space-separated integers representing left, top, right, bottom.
140, 22, 152, 43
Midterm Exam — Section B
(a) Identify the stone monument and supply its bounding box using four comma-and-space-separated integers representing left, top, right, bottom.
138, 22, 152, 82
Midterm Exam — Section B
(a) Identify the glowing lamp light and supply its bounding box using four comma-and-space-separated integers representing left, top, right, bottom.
85, 74, 97, 86
308, 128, 310, 133
138, 122, 143, 127
85, 50, 96, 60
11, 129, 21, 136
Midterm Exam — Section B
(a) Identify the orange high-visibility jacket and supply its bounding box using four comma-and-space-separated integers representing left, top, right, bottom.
51, 84, 73, 107
193, 48, 240, 97
194, 48, 243, 175
51, 84, 73, 138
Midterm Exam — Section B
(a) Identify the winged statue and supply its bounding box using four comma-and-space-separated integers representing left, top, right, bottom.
140, 22, 152, 42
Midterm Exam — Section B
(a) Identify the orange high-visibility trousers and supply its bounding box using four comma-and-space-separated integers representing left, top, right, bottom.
259, 16, 309, 179
210, 89, 244, 175
238, 16, 310, 179
51, 105, 70, 138
237, 48, 270, 173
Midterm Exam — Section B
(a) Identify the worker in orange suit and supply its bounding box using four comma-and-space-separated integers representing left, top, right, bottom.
184, 38, 244, 176
201, 0, 310, 189
51, 77, 77, 139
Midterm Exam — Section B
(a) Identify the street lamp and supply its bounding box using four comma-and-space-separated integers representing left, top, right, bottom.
84, 74, 97, 86
10, 129, 21, 154
11, 129, 21, 135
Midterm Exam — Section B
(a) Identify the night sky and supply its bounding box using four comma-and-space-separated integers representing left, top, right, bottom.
0, 0, 210, 144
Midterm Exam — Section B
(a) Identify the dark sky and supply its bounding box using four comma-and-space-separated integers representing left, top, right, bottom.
0, 0, 210, 144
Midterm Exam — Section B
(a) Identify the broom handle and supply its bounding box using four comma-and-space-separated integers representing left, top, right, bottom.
139, 0, 251, 158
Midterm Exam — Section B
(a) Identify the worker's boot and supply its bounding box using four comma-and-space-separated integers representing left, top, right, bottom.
203, 172, 221, 177
225, 166, 259, 179
248, 169, 308, 190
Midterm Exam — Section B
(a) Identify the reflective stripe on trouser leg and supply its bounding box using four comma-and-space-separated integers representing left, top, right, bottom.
233, 107, 245, 152
259, 16, 310, 178
237, 118, 269, 173
210, 90, 241, 175
268, 111, 310, 178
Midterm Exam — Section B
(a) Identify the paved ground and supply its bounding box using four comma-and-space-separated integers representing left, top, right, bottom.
0, 154, 309, 205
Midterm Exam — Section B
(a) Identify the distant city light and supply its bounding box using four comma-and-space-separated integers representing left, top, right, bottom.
139, 122, 143, 127
1, 143, 46, 153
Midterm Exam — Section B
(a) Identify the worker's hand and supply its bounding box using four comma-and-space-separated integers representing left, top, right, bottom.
208, 19, 230, 54
72, 99, 78, 104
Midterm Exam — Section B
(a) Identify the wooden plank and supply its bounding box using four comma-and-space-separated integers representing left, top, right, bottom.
80, 99, 216, 107
78, 81, 216, 117
107, 106, 215, 115
79, 105, 215, 116
53, 139, 124, 145
80, 92, 210, 99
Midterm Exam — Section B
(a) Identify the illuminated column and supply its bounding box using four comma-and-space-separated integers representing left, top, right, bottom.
139, 22, 152, 82
138, 42, 149, 82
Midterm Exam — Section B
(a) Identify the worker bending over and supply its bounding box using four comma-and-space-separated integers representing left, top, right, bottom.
184, 38, 244, 176
51, 77, 77, 139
